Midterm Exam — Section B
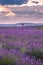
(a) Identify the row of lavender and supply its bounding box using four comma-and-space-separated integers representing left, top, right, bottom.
0, 26, 43, 65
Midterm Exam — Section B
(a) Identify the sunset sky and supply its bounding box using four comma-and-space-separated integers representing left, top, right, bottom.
0, 0, 43, 24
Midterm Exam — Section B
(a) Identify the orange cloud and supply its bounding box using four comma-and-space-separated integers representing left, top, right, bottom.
5, 11, 16, 16
0, 5, 16, 17
0, 5, 10, 12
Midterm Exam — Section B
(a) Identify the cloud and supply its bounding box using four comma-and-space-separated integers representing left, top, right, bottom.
0, 5, 16, 17
0, 0, 28, 5
8, 5, 43, 18
0, 5, 43, 24
5, 11, 16, 16
0, 5, 43, 18
0, 5, 10, 12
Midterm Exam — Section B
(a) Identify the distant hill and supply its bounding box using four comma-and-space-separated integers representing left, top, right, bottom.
0, 23, 43, 27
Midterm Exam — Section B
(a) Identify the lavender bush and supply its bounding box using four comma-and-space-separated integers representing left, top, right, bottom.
0, 26, 43, 65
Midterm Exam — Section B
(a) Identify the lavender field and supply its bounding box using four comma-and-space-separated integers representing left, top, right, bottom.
0, 26, 43, 65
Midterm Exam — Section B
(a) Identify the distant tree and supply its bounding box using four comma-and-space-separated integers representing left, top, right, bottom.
21, 23, 24, 27
21, 23, 24, 30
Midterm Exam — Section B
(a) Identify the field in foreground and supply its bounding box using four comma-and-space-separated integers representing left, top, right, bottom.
0, 26, 43, 65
